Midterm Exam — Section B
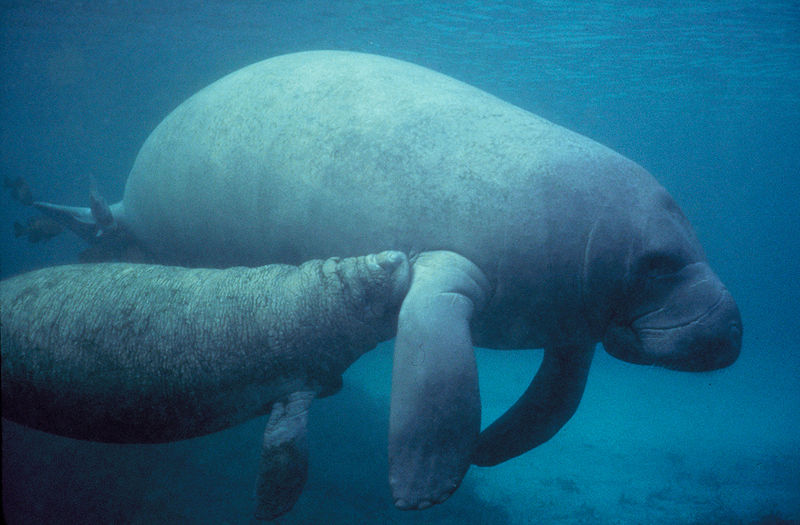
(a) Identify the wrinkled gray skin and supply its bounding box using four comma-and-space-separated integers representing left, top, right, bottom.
1, 251, 410, 520
36, 51, 742, 511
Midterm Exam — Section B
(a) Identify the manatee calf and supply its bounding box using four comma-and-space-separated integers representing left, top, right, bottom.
1, 251, 410, 519
34, 51, 742, 510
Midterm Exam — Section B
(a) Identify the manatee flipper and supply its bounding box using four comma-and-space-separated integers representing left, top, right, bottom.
255, 391, 315, 521
33, 202, 95, 234
34, 194, 122, 242
472, 344, 595, 467
88, 189, 117, 236
389, 250, 491, 510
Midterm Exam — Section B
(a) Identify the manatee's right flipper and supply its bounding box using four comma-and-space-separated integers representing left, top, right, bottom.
35, 197, 142, 262
472, 344, 595, 466
34, 189, 120, 241
255, 391, 315, 521
33, 201, 98, 241
389, 251, 491, 510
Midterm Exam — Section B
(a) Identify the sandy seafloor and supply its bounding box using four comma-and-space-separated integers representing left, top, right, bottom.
1, 1, 799, 524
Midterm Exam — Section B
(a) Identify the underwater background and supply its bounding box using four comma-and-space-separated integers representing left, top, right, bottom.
1, 1, 798, 523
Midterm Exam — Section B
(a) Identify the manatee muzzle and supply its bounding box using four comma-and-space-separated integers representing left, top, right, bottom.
604, 266, 742, 371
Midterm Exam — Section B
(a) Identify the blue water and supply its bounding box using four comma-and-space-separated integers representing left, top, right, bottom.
1, 1, 798, 523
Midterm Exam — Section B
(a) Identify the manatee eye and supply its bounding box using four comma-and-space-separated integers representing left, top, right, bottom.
640, 252, 684, 279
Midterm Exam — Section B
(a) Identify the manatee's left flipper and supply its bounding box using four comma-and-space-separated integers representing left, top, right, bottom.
389, 250, 491, 510
472, 344, 595, 467
89, 189, 117, 235
254, 391, 315, 521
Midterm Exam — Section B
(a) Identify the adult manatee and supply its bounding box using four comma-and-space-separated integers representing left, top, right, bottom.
1, 251, 410, 519
36, 50, 742, 510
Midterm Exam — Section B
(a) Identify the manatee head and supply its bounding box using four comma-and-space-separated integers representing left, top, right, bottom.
586, 188, 742, 372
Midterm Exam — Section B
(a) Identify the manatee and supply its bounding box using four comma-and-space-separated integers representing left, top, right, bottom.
34, 50, 742, 510
1, 251, 410, 519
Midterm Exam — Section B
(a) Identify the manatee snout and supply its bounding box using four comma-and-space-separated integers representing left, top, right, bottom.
632, 290, 741, 371
369, 250, 411, 306
665, 290, 741, 371
604, 264, 742, 372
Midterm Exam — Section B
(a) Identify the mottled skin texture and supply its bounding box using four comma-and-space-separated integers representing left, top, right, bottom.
33, 51, 742, 511
1, 251, 409, 443
2, 251, 409, 519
